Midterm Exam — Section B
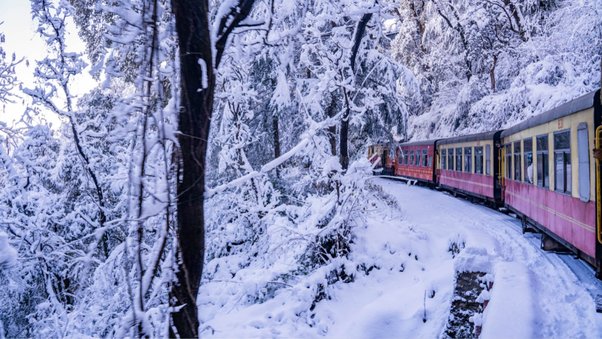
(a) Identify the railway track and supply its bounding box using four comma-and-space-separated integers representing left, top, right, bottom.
377, 178, 602, 337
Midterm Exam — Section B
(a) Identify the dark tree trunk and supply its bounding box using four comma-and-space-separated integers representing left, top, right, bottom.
171, 0, 214, 337
340, 12, 372, 171
272, 113, 282, 176
340, 89, 350, 171
326, 96, 337, 156
170, 1, 256, 337
272, 114, 281, 159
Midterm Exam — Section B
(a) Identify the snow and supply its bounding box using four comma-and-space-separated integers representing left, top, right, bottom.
200, 178, 601, 338
396, 0, 602, 141
0, 231, 16, 270
480, 263, 533, 339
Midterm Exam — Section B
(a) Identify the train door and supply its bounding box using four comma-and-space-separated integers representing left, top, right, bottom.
593, 123, 602, 279
497, 139, 506, 201
492, 132, 503, 204
595, 89, 602, 278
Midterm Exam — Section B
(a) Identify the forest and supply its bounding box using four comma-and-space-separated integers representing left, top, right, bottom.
0, 0, 600, 337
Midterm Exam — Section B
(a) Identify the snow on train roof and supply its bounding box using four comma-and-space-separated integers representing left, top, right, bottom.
437, 130, 502, 145
398, 139, 437, 147
501, 89, 601, 137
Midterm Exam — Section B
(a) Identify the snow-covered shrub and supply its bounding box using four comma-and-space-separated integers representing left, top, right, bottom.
395, 0, 602, 139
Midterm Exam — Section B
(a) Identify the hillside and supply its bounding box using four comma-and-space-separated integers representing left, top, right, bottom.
392, 0, 602, 140
199, 179, 602, 338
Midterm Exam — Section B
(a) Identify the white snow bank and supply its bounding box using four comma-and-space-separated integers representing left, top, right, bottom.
480, 262, 534, 339
454, 247, 493, 274
200, 179, 600, 338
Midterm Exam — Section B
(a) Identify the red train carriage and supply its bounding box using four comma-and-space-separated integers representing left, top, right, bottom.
394, 140, 437, 185
367, 142, 395, 175
500, 90, 602, 275
436, 131, 502, 204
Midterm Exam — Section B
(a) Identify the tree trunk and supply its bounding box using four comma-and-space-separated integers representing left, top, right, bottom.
502, 0, 528, 41
435, 4, 472, 80
272, 113, 281, 177
340, 89, 350, 171
326, 96, 337, 156
170, 1, 257, 336
171, 0, 214, 337
340, 12, 373, 171
272, 114, 281, 159
489, 54, 498, 92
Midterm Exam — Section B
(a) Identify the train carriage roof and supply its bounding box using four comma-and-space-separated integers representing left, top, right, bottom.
437, 130, 501, 145
501, 89, 601, 137
398, 139, 438, 147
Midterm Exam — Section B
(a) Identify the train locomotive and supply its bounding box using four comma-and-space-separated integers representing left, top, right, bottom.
370, 89, 602, 278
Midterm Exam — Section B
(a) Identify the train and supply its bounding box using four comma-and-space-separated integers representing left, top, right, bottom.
368, 89, 602, 278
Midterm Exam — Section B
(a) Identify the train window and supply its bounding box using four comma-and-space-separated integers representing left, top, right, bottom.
464, 147, 472, 173
577, 123, 590, 202
422, 150, 428, 167
554, 130, 571, 194
410, 150, 415, 166
448, 148, 454, 171
505, 144, 512, 179
485, 145, 491, 176
537, 135, 549, 188
514, 141, 522, 181
415, 151, 421, 166
475, 146, 484, 174
524, 138, 533, 184
441, 149, 447, 170
456, 148, 463, 171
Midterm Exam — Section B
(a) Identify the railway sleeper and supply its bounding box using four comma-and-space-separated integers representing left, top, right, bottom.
443, 271, 493, 338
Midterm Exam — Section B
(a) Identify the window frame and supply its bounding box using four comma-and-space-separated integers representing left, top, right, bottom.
475, 146, 484, 175
523, 138, 533, 184
514, 141, 522, 181
553, 129, 571, 194
464, 147, 472, 173
456, 147, 463, 172
577, 123, 590, 201
441, 149, 447, 170
485, 144, 491, 176
505, 144, 512, 179
536, 134, 550, 188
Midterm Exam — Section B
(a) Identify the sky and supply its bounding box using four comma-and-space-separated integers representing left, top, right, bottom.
0, 0, 95, 127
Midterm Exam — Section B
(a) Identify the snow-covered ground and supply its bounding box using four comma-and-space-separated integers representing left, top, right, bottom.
201, 178, 602, 338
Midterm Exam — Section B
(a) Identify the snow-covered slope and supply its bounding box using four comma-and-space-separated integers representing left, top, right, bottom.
199, 179, 601, 338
